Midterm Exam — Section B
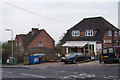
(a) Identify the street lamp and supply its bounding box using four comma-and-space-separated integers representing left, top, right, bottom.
5, 29, 14, 58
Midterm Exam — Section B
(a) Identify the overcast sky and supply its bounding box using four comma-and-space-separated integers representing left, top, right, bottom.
1, 0, 120, 44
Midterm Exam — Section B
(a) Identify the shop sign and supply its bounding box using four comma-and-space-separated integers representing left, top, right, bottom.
104, 39, 111, 43
97, 44, 102, 52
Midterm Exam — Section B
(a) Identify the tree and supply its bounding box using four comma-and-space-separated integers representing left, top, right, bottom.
2, 42, 11, 64
55, 33, 66, 56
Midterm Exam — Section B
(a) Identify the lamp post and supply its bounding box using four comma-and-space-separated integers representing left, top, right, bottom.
5, 29, 13, 58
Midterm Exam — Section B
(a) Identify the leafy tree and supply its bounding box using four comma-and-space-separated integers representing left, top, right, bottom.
2, 42, 11, 64
54, 41, 64, 57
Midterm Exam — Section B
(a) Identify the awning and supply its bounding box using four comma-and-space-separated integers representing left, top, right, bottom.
62, 41, 88, 47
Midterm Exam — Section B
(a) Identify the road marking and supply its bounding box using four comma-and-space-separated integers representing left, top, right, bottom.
65, 65, 71, 66
8, 72, 12, 74
73, 72, 78, 74
108, 76, 118, 78
80, 73, 95, 78
20, 73, 46, 78
61, 71, 66, 72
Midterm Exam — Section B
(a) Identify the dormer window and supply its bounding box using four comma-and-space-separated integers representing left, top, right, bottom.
108, 30, 112, 36
85, 30, 93, 36
72, 30, 80, 37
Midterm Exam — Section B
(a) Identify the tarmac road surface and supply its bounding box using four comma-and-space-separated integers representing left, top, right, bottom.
2, 61, 120, 80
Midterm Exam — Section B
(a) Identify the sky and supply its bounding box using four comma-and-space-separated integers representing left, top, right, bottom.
1, 0, 120, 44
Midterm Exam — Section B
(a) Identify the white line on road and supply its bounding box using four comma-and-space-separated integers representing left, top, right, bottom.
8, 72, 12, 74
61, 71, 66, 72
73, 72, 78, 74
20, 73, 46, 78
108, 76, 118, 78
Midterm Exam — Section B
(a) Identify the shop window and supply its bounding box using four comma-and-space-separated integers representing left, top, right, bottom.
16, 43, 17, 47
19, 43, 21, 47
85, 30, 93, 36
89, 45, 94, 54
72, 30, 80, 37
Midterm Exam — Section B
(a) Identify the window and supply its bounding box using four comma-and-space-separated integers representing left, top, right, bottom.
108, 30, 112, 36
103, 49, 107, 54
16, 43, 17, 47
38, 42, 43, 47
21, 49, 24, 52
108, 48, 114, 54
114, 31, 117, 37
85, 30, 93, 36
119, 31, 120, 36
19, 43, 21, 47
72, 30, 80, 36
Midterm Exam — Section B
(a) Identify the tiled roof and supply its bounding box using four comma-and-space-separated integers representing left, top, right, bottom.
21, 30, 42, 49
62, 17, 119, 42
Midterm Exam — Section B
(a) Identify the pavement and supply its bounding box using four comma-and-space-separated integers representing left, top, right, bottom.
2, 60, 100, 69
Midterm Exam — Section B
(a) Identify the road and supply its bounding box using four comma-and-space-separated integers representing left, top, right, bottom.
2, 61, 120, 80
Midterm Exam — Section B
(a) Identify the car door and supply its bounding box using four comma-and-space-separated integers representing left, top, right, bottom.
102, 48, 108, 60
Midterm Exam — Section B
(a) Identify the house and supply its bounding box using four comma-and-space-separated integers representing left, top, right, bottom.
61, 17, 119, 56
14, 28, 55, 63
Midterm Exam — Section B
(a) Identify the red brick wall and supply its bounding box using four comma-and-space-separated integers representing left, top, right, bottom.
93, 30, 97, 36
80, 31, 85, 36
102, 31, 119, 48
15, 35, 24, 51
28, 30, 54, 49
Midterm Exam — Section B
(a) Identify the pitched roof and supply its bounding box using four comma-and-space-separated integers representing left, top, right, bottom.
62, 17, 119, 42
16, 29, 55, 49
21, 30, 42, 49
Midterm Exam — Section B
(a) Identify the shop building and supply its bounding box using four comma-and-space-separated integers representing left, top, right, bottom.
61, 17, 119, 56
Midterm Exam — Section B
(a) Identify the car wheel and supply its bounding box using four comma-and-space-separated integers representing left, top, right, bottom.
65, 62, 68, 64
104, 61, 107, 63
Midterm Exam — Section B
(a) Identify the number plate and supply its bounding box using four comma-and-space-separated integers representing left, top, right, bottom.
103, 56, 108, 58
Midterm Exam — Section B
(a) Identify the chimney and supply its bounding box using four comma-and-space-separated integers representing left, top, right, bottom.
32, 28, 38, 35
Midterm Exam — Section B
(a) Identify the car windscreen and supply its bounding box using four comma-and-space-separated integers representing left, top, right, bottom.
102, 49, 107, 54
66, 53, 75, 57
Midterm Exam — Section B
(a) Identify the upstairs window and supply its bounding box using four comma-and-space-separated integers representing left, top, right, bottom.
16, 43, 17, 47
19, 43, 21, 47
85, 30, 93, 36
114, 31, 117, 37
108, 30, 112, 36
72, 30, 80, 37
38, 42, 43, 47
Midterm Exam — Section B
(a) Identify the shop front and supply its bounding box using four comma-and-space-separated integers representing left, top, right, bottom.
62, 41, 97, 56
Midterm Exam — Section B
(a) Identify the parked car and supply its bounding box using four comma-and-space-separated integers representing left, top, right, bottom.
61, 53, 91, 64
99, 46, 120, 63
